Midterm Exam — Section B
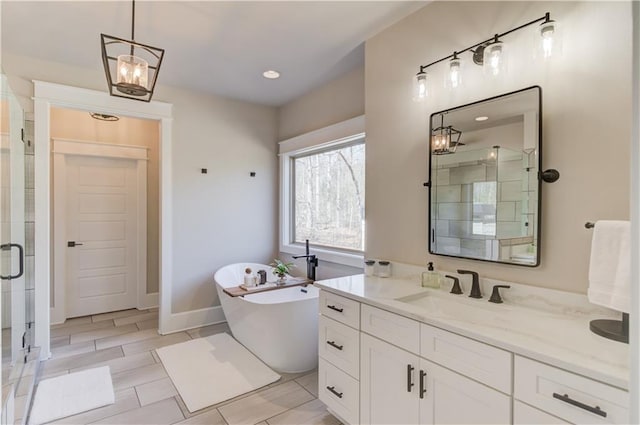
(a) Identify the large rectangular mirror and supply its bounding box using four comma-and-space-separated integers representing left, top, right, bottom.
428, 86, 541, 266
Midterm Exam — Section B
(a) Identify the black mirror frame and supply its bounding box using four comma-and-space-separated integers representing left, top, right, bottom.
427, 85, 543, 267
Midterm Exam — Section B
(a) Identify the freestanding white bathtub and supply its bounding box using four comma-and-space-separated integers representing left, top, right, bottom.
214, 263, 319, 373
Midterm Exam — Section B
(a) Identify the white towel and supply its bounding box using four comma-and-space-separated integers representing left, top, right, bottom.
587, 220, 631, 313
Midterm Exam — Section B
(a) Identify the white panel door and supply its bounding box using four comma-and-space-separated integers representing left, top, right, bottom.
360, 333, 419, 425
65, 155, 138, 317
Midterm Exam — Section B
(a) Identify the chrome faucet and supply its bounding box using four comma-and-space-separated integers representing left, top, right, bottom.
457, 269, 482, 299
292, 239, 318, 281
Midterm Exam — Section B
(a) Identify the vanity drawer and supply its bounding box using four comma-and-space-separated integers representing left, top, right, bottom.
361, 304, 420, 355
420, 323, 512, 394
514, 356, 629, 424
319, 358, 359, 425
320, 290, 360, 329
319, 315, 360, 378
514, 400, 569, 424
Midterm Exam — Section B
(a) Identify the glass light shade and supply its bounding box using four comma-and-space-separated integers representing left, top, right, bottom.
116, 55, 149, 96
483, 41, 507, 77
537, 20, 562, 60
445, 57, 462, 89
412, 72, 429, 102
432, 133, 450, 153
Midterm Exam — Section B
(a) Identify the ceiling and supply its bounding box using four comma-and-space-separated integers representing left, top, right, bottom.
1, 1, 427, 106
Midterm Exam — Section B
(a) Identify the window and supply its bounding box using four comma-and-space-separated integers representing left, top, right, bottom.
279, 116, 365, 267
293, 142, 365, 251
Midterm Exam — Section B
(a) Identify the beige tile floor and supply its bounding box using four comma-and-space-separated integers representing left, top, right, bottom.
32, 309, 338, 425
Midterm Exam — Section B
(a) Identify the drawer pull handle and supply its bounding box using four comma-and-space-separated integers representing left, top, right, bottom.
407, 364, 415, 392
326, 340, 344, 351
326, 386, 343, 399
419, 370, 427, 399
327, 305, 344, 313
552, 393, 607, 418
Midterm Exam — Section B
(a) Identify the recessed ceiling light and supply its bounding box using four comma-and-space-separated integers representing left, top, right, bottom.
263, 70, 280, 79
475, 116, 489, 121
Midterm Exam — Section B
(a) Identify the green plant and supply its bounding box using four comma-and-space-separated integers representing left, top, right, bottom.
270, 259, 294, 278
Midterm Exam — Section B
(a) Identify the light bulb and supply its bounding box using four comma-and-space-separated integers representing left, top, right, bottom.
413, 71, 428, 102
115, 54, 150, 95
537, 20, 562, 60
446, 56, 462, 89
432, 133, 450, 153
483, 40, 506, 77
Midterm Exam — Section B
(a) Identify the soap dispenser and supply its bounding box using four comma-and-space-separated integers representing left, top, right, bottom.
421, 262, 441, 288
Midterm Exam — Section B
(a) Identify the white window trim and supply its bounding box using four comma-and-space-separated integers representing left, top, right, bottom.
278, 115, 365, 268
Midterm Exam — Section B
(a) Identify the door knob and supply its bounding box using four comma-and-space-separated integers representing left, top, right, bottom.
67, 241, 84, 247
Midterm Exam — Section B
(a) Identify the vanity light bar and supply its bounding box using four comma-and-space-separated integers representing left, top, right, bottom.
414, 12, 557, 99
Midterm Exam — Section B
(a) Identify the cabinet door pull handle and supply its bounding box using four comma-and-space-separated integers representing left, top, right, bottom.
326, 340, 343, 351
552, 393, 607, 418
407, 364, 415, 392
327, 305, 343, 313
419, 370, 427, 399
326, 386, 343, 399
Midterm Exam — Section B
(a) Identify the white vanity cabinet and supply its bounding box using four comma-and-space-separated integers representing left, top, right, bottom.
318, 291, 361, 425
359, 311, 511, 425
317, 288, 629, 425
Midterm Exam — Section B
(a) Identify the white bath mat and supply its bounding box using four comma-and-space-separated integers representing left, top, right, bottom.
29, 366, 114, 425
157, 332, 280, 412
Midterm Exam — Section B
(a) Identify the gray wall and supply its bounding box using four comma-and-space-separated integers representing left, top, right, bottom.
2, 53, 279, 314
365, 1, 632, 293
278, 67, 364, 140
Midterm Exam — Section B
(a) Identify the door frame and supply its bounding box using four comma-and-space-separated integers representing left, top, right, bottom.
34, 81, 172, 360
51, 138, 150, 324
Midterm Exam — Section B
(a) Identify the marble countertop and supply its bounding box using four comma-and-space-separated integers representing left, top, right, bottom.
314, 274, 630, 390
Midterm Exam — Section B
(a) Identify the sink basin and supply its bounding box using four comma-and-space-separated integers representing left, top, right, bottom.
394, 292, 477, 316
393, 290, 573, 338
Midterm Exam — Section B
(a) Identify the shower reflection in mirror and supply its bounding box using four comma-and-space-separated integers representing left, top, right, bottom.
428, 86, 541, 266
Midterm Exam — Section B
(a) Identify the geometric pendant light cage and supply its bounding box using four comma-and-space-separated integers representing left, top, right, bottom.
431, 113, 463, 155
100, 0, 164, 102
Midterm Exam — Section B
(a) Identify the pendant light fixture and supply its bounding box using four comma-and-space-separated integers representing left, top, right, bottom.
483, 35, 507, 77
101, 0, 164, 102
446, 52, 463, 89
412, 68, 429, 102
431, 113, 463, 155
537, 13, 561, 60
412, 12, 559, 99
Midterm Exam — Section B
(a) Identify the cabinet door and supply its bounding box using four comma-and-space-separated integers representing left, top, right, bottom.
360, 333, 419, 425
419, 358, 511, 425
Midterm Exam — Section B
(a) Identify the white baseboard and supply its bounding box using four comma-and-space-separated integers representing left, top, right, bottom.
159, 305, 226, 335
138, 292, 159, 310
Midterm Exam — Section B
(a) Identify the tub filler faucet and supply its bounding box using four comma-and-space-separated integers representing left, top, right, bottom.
292, 239, 318, 281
